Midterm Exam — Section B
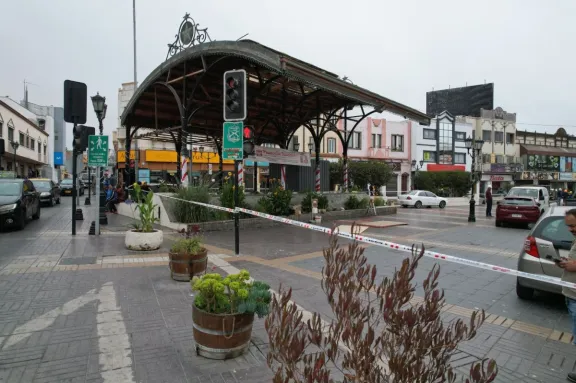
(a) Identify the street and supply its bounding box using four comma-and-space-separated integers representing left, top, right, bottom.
0, 199, 575, 382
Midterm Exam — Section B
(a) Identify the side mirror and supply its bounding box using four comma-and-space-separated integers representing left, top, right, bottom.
537, 202, 541, 207
539, 196, 545, 201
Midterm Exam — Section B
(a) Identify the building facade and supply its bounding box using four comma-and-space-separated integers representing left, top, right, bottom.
410, 111, 474, 173
0, 99, 49, 177
514, 128, 576, 193
466, 107, 520, 192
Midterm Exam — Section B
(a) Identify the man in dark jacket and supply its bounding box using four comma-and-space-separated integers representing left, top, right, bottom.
486, 186, 493, 217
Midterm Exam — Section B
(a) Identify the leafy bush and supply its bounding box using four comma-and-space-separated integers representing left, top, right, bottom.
158, 180, 177, 193
258, 179, 293, 216
172, 186, 219, 223
191, 270, 271, 318
301, 191, 329, 213
344, 195, 370, 210
220, 173, 246, 212
330, 160, 393, 190
415, 171, 472, 197
130, 183, 159, 232
373, 197, 386, 206
170, 225, 203, 254
265, 234, 498, 382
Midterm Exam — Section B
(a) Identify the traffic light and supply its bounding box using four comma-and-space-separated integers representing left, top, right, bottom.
73, 125, 84, 153
223, 69, 247, 121
243, 125, 255, 158
80, 126, 95, 151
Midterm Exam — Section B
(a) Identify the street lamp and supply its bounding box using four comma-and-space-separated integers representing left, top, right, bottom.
308, 142, 314, 153
411, 159, 424, 189
91, 92, 108, 227
293, 142, 300, 152
464, 136, 485, 222
10, 141, 19, 176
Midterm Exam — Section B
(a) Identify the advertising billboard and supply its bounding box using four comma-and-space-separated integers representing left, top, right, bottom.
426, 83, 494, 117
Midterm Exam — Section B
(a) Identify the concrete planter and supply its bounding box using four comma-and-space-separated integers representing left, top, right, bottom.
125, 229, 163, 251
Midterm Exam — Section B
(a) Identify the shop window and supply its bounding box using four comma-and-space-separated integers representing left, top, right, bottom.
455, 132, 466, 141
506, 133, 514, 144
391, 135, 404, 151
423, 151, 437, 162
438, 120, 453, 164
454, 153, 466, 164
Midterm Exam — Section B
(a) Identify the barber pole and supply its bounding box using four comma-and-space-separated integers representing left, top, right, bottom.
237, 162, 244, 186
280, 165, 286, 189
343, 162, 349, 191
315, 167, 321, 192
181, 157, 189, 185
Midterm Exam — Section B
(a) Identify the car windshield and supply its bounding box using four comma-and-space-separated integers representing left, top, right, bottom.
33, 181, 51, 191
533, 217, 574, 249
508, 188, 538, 198
0, 182, 21, 196
501, 197, 534, 206
61, 180, 72, 185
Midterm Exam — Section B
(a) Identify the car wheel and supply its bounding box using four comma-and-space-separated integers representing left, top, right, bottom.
439, 201, 446, 209
401, 205, 408, 208
414, 201, 422, 209
17, 210, 26, 230
32, 205, 40, 220
516, 280, 534, 300
495, 220, 502, 227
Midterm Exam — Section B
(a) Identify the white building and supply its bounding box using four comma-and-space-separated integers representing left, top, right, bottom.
410, 111, 474, 172
0, 99, 49, 177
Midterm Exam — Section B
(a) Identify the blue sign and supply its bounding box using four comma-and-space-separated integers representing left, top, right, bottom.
138, 169, 150, 184
244, 159, 269, 166
54, 152, 64, 165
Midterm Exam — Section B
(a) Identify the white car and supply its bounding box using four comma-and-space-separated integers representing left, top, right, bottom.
398, 190, 447, 209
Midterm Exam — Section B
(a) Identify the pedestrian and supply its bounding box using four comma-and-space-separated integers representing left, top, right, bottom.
116, 183, 125, 203
558, 209, 576, 382
485, 186, 493, 217
105, 185, 118, 213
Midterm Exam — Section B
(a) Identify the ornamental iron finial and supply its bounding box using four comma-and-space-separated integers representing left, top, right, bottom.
166, 13, 212, 60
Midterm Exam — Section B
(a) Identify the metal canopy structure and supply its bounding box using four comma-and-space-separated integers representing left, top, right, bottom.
120, 14, 430, 186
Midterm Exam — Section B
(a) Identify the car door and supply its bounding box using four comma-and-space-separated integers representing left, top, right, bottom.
26, 180, 39, 216
22, 181, 32, 219
425, 191, 438, 206
52, 181, 60, 200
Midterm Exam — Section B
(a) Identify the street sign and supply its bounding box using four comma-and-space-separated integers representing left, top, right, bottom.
222, 121, 243, 160
87, 135, 109, 167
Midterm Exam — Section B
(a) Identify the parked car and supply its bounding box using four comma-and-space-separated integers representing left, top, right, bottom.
30, 178, 61, 206
495, 196, 542, 227
398, 190, 447, 209
59, 178, 84, 196
516, 205, 572, 299
507, 186, 551, 215
0, 178, 41, 231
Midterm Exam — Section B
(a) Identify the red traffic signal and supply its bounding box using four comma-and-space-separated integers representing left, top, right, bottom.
243, 126, 254, 139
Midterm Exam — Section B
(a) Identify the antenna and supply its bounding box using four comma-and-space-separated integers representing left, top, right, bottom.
23, 80, 40, 108
236, 33, 249, 41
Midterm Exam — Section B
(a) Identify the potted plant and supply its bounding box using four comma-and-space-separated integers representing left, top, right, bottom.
125, 183, 163, 251
169, 225, 207, 282
191, 270, 271, 360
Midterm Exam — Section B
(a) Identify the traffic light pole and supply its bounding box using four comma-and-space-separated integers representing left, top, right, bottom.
234, 159, 240, 256
71, 124, 78, 236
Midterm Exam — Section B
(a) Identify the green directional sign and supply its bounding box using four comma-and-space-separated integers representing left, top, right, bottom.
222, 121, 243, 161
87, 135, 109, 167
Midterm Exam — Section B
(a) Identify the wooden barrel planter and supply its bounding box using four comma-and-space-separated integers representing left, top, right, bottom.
169, 248, 208, 282
192, 305, 254, 360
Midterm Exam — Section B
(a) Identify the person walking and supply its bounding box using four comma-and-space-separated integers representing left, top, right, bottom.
105, 185, 118, 213
558, 209, 576, 382
485, 186, 493, 217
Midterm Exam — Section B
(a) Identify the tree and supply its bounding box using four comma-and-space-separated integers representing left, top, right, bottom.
349, 161, 393, 189
265, 232, 498, 383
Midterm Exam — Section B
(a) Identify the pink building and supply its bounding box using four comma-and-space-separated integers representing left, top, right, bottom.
337, 117, 413, 196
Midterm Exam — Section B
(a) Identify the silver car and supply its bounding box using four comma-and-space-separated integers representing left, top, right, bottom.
516, 205, 574, 299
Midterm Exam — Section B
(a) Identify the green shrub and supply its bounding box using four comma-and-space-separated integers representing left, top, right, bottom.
414, 171, 472, 197
220, 173, 246, 212
301, 191, 329, 213
374, 197, 386, 207
344, 195, 370, 210
329, 160, 393, 190
172, 186, 218, 223
258, 179, 293, 216
170, 237, 203, 254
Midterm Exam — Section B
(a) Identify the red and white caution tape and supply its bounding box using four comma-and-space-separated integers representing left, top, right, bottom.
235, 207, 576, 290
158, 195, 235, 213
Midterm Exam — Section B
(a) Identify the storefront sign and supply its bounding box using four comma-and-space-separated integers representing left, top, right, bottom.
560, 172, 574, 181
490, 164, 523, 173
481, 174, 513, 182
250, 146, 311, 167
526, 155, 560, 171
560, 157, 575, 172
520, 171, 560, 181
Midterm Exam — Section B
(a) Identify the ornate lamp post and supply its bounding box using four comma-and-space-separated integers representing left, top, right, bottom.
308, 142, 314, 153
293, 142, 300, 152
10, 141, 19, 176
464, 136, 485, 222
91, 92, 108, 226
411, 159, 424, 190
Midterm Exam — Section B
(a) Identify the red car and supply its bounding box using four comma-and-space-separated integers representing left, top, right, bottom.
495, 196, 542, 227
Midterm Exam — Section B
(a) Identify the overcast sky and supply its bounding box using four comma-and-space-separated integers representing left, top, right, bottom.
1, 0, 575, 140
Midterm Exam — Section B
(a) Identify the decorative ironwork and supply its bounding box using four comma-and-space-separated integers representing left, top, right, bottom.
166, 13, 212, 60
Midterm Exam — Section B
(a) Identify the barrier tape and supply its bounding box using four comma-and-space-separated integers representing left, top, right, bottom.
157, 197, 576, 290
158, 195, 236, 213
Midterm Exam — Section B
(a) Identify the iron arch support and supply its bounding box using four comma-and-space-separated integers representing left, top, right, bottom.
183, 56, 233, 116
153, 82, 185, 121
345, 109, 380, 147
